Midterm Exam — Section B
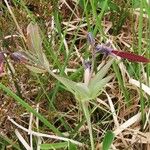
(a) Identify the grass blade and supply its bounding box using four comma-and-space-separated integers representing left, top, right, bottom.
102, 131, 114, 150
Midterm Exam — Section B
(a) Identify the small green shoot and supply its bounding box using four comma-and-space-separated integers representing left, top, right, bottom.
102, 131, 115, 150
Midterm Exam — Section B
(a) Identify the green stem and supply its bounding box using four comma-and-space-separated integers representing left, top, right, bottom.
81, 101, 94, 150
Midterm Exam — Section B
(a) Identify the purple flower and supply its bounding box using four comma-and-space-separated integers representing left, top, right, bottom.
10, 52, 28, 63
95, 44, 113, 56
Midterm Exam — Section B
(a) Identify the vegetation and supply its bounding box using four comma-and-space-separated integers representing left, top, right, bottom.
0, 0, 150, 149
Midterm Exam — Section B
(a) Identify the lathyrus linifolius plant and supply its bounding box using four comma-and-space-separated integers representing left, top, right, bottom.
2, 23, 114, 150
6, 23, 114, 102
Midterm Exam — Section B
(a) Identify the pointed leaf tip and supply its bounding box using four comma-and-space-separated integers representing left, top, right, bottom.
102, 131, 114, 150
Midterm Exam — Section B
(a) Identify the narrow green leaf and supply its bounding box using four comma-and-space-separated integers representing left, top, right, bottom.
89, 75, 113, 99
102, 131, 114, 150
109, 1, 120, 12
25, 65, 46, 73
42, 53, 50, 70
88, 59, 114, 89
113, 62, 130, 106
40, 142, 68, 149
56, 76, 78, 94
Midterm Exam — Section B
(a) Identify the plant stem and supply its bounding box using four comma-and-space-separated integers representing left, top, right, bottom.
81, 101, 94, 150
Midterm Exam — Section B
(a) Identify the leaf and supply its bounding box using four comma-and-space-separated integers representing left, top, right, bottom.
109, 1, 120, 12
56, 77, 91, 101
68, 142, 77, 150
27, 23, 44, 64
56, 76, 77, 94
88, 59, 114, 89
89, 75, 113, 99
26, 23, 50, 70
42, 52, 50, 70
75, 83, 91, 101
102, 131, 114, 150
79, 0, 91, 11
40, 142, 68, 149
131, 0, 141, 8
25, 65, 46, 73
97, 0, 109, 11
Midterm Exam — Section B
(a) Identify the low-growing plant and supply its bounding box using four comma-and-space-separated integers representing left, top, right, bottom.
24, 23, 114, 150
0, 23, 114, 150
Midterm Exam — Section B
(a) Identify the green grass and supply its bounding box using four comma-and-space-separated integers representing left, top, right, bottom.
0, 0, 150, 149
